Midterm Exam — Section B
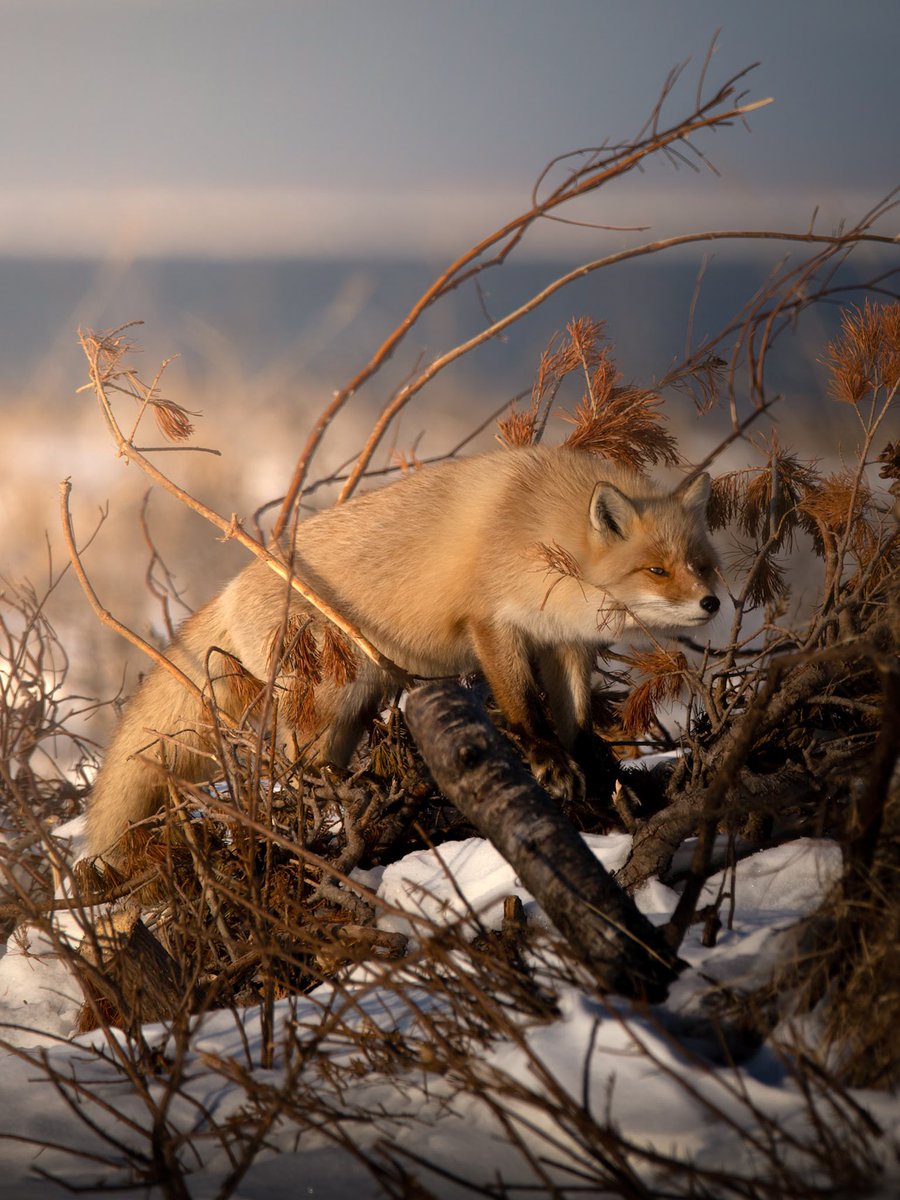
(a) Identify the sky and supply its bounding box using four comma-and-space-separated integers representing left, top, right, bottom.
0, 0, 898, 257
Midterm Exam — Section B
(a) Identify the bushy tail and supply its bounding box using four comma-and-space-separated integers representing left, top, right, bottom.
87, 664, 213, 861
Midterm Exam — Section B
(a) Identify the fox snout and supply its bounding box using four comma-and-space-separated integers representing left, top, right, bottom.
684, 592, 721, 624
600, 587, 721, 634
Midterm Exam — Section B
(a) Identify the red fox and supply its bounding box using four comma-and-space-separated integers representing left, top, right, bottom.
86, 445, 720, 858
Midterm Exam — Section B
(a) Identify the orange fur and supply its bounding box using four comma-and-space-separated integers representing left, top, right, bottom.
87, 446, 720, 858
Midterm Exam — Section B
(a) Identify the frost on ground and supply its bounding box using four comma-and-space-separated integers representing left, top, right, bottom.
0, 821, 897, 1199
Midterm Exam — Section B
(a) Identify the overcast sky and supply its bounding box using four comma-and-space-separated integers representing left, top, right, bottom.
1, 0, 898, 257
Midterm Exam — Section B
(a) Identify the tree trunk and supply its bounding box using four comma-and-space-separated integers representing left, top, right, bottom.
404, 680, 682, 1001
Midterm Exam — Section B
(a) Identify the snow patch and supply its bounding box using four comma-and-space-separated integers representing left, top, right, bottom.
0, 832, 894, 1197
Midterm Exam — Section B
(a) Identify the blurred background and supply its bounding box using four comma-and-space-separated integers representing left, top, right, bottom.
1, 0, 898, 747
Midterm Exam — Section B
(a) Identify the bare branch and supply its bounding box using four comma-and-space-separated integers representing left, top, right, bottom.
77, 328, 404, 678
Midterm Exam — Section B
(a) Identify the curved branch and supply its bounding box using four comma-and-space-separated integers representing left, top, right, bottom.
338, 226, 897, 502
78, 329, 405, 679
59, 479, 210, 713
273, 75, 774, 533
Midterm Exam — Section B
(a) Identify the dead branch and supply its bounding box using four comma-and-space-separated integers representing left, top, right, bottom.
77, 326, 404, 679
335, 226, 896, 503
404, 679, 682, 1000
275, 68, 777, 527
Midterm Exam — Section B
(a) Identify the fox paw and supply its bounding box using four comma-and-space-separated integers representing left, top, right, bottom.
530, 745, 586, 804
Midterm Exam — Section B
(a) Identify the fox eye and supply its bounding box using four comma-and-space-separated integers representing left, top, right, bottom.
646, 566, 668, 577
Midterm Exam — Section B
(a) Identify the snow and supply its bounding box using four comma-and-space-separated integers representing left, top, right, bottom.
0, 818, 897, 1198
376, 832, 634, 937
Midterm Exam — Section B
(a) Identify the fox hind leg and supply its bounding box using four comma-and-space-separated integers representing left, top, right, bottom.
320, 666, 393, 767
277, 655, 393, 769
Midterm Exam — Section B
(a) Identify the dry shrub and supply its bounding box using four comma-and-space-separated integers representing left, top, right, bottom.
824, 299, 900, 405
0, 350, 892, 1200
0, 580, 98, 936
768, 780, 900, 1090
4, 50, 898, 1191
50, 302, 899, 1078
556, 318, 681, 470
616, 647, 690, 738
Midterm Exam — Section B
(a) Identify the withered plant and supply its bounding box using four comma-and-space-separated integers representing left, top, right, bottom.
0, 576, 100, 937
617, 302, 897, 880
1, 46, 898, 1199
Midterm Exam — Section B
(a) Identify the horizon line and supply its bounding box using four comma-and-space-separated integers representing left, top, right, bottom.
0, 183, 887, 262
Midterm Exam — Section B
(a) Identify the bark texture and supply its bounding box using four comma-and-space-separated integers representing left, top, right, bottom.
404, 680, 681, 1001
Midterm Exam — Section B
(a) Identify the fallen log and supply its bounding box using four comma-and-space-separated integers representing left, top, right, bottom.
404, 680, 682, 1001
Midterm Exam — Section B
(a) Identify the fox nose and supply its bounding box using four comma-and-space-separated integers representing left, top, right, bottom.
699, 594, 720, 615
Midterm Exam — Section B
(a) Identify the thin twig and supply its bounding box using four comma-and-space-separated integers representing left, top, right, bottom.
274, 75, 775, 530
78, 329, 404, 678
338, 226, 894, 501
60, 479, 210, 712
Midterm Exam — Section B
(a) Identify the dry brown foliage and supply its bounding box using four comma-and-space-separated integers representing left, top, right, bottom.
494, 401, 539, 448
497, 317, 688, 469
533, 538, 584, 610
556, 318, 681, 470
3, 50, 898, 1199
266, 615, 360, 735
79, 324, 198, 444
615, 648, 690, 738
709, 440, 821, 549
824, 299, 900, 404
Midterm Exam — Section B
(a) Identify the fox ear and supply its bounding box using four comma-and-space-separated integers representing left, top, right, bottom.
677, 472, 711, 516
590, 481, 638, 539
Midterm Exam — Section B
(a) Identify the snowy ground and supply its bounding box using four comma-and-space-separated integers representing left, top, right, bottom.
0, 819, 898, 1198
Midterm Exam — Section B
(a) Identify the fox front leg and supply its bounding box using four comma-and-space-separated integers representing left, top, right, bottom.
469, 620, 586, 804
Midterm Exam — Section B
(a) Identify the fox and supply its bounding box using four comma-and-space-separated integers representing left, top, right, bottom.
86, 445, 720, 859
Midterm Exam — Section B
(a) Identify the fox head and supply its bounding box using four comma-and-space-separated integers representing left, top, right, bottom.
585, 472, 721, 634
